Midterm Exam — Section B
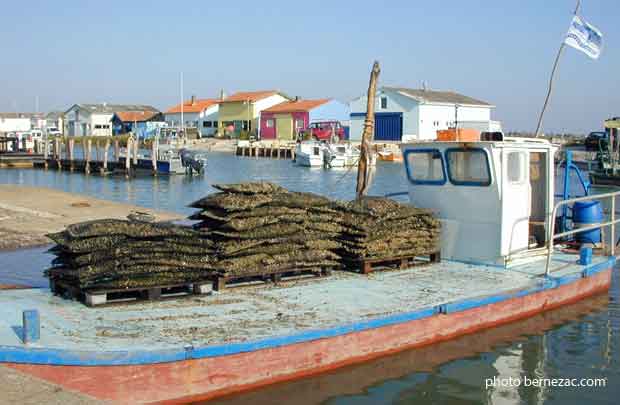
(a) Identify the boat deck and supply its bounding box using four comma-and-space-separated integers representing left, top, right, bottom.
0, 252, 610, 358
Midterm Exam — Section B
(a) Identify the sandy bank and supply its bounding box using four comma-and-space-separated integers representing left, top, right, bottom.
0, 185, 181, 251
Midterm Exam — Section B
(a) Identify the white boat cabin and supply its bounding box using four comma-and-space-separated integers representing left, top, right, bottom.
401, 138, 557, 267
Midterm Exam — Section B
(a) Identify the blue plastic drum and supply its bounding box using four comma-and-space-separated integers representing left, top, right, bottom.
572, 201, 603, 244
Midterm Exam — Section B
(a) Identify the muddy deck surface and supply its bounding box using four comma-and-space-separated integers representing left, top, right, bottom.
0, 253, 601, 352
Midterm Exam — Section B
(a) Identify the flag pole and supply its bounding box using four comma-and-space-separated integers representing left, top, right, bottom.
535, 0, 581, 137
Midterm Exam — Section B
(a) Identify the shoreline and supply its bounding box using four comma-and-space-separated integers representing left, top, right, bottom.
0, 185, 182, 251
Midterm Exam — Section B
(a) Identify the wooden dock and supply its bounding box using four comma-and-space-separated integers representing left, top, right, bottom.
31, 136, 163, 177
235, 142, 296, 159
0, 152, 44, 168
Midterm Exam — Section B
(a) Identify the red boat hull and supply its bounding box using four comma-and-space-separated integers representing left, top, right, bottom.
5, 268, 612, 404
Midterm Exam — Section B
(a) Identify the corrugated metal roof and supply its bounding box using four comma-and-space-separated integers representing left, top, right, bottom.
69, 104, 160, 114
263, 99, 330, 113
382, 87, 492, 106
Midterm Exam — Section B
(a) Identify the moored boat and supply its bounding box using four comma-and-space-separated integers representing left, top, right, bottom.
0, 136, 617, 403
294, 140, 325, 167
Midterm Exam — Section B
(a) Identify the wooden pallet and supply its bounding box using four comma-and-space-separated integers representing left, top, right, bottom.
210, 267, 332, 292
49, 278, 214, 307
348, 252, 441, 274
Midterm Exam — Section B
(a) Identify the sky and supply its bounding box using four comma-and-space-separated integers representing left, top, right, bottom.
1, 0, 618, 134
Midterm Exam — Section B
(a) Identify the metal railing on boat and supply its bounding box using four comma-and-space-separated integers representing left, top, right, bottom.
546, 190, 620, 275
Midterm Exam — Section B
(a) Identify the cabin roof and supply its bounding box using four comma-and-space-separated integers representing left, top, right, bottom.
402, 138, 556, 150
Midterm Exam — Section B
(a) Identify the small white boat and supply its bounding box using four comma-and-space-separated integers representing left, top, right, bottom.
323, 143, 361, 167
295, 141, 367, 168
295, 141, 325, 167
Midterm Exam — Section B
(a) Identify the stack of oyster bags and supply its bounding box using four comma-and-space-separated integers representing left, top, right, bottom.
46, 219, 216, 290
189, 183, 342, 278
334, 197, 441, 263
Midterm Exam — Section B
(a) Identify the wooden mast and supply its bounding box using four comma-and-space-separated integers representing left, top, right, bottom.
356, 61, 380, 199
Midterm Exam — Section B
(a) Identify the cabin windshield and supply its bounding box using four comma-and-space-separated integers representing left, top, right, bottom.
446, 149, 491, 186
405, 150, 445, 184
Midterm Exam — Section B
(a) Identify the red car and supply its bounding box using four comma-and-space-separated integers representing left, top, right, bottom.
306, 121, 345, 141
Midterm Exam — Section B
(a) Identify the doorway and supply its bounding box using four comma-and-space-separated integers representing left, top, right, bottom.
529, 151, 548, 247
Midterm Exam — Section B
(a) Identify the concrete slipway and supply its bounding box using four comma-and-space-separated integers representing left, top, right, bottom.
0, 253, 610, 361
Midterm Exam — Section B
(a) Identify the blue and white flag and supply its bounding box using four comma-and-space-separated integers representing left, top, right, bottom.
564, 15, 603, 59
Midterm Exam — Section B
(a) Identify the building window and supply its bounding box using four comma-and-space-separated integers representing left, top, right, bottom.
446, 148, 492, 186
295, 119, 304, 129
266, 119, 275, 128
404, 149, 446, 185
242, 120, 251, 131
380, 97, 387, 109
203, 121, 212, 128
213, 121, 218, 127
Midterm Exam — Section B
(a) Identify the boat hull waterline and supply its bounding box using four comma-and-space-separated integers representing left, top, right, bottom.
1, 259, 614, 404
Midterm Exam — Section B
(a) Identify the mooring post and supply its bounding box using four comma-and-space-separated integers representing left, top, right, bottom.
152, 137, 158, 176
114, 139, 120, 163
132, 136, 139, 166
102, 140, 109, 175
55, 138, 61, 169
22, 309, 40, 344
85, 139, 91, 174
69, 138, 75, 171
43, 136, 49, 169
125, 138, 132, 178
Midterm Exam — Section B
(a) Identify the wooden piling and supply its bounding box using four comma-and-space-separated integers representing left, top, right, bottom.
85, 139, 91, 175
68, 138, 75, 171
132, 136, 138, 166
102, 140, 109, 175
152, 137, 158, 176
43, 136, 49, 169
114, 139, 120, 163
125, 138, 132, 177
55, 138, 61, 170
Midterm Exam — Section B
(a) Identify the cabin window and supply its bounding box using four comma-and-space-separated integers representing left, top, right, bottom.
507, 151, 526, 184
381, 97, 387, 109
203, 121, 212, 128
266, 119, 274, 128
446, 148, 492, 186
404, 149, 446, 185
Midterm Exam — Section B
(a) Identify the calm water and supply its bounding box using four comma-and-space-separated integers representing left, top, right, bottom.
0, 153, 618, 404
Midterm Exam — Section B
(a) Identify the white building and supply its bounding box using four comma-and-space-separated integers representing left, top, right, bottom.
164, 96, 219, 137
64, 104, 160, 136
349, 87, 494, 142
0, 113, 32, 133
